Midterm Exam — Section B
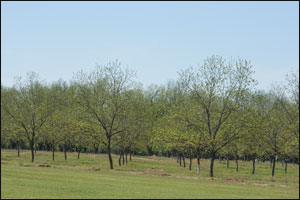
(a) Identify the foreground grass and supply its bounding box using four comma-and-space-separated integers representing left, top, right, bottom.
1, 149, 299, 199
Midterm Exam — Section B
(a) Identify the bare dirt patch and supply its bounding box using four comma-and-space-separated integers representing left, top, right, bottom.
277, 185, 289, 188
38, 164, 51, 167
173, 176, 198, 180
90, 167, 101, 171
224, 178, 245, 184
251, 183, 268, 187
152, 155, 158, 160
144, 168, 171, 177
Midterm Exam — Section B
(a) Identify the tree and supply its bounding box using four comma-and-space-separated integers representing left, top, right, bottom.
178, 55, 256, 177
275, 69, 299, 165
74, 60, 135, 169
1, 87, 25, 156
1, 73, 59, 162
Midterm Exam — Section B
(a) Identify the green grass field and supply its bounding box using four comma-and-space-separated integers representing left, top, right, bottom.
1, 149, 299, 199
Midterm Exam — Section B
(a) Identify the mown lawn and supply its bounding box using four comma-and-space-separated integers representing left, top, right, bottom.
1, 149, 299, 199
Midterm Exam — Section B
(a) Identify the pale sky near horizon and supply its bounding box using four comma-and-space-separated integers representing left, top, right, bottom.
1, 1, 299, 91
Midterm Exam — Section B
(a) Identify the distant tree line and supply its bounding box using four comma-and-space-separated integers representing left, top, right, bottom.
1, 56, 299, 177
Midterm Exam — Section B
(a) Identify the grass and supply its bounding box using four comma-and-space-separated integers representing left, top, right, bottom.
1, 149, 299, 199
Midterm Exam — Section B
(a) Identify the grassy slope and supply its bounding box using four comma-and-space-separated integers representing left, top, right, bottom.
1, 149, 299, 199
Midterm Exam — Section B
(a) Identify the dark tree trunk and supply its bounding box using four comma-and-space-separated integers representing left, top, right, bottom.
284, 160, 287, 173
119, 153, 122, 166
183, 155, 186, 168
210, 153, 215, 177
189, 155, 192, 170
64, 145, 67, 160
31, 146, 35, 163
227, 157, 229, 168
130, 151, 132, 161
179, 156, 182, 167
30, 139, 34, 163
122, 152, 125, 165
78, 149, 81, 160
125, 152, 128, 164
235, 156, 239, 172
197, 155, 200, 174
272, 157, 276, 176
107, 142, 113, 169
17, 142, 20, 157
252, 158, 255, 174
52, 144, 55, 162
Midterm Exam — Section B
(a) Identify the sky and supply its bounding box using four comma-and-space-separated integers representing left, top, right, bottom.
1, 1, 299, 90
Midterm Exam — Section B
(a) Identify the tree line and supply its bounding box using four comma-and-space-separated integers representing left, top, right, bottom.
1, 56, 299, 177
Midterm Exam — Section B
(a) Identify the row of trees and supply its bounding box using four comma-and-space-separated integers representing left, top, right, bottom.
1, 56, 299, 177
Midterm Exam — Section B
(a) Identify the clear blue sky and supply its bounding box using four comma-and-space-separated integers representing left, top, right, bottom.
1, 1, 299, 90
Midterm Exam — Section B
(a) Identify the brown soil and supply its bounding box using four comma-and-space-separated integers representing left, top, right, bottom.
38, 164, 51, 167
90, 167, 101, 171
144, 168, 171, 177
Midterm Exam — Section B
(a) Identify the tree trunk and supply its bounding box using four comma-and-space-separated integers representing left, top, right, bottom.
105, 136, 114, 169
17, 142, 20, 157
252, 158, 255, 174
107, 140, 113, 169
183, 155, 186, 168
284, 160, 287, 173
31, 145, 35, 162
197, 155, 200, 174
270, 159, 272, 168
30, 140, 34, 163
64, 145, 67, 160
125, 152, 128, 164
210, 153, 215, 177
130, 151, 132, 161
119, 153, 122, 166
272, 157, 276, 176
78, 150, 81, 160
52, 145, 55, 162
235, 156, 239, 172
189, 155, 192, 170
179, 156, 182, 167
122, 152, 125, 165
227, 157, 229, 168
